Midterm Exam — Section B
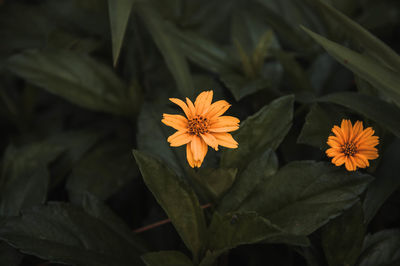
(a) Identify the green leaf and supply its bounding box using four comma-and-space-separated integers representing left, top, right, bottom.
239, 161, 373, 235
108, 0, 135, 66
190, 168, 237, 201
305, 0, 400, 71
297, 103, 344, 149
133, 150, 206, 262
6, 49, 135, 115
0, 241, 23, 266
357, 230, 400, 266
363, 139, 400, 224
318, 92, 400, 138
0, 203, 142, 266
200, 212, 309, 266
67, 140, 139, 202
218, 149, 278, 213
137, 3, 193, 97
221, 95, 294, 170
302, 26, 400, 108
322, 202, 365, 266
0, 142, 64, 216
142, 251, 193, 266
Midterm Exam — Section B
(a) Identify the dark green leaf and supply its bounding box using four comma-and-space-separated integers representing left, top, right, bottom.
0, 142, 64, 216
218, 149, 278, 213
0, 241, 23, 266
318, 92, 400, 138
221, 95, 294, 169
302, 26, 400, 108
133, 150, 206, 261
363, 139, 400, 224
142, 251, 193, 266
0, 203, 142, 266
322, 202, 365, 266
137, 3, 194, 97
7, 49, 135, 115
67, 140, 139, 202
357, 229, 400, 266
108, 0, 135, 66
239, 161, 373, 235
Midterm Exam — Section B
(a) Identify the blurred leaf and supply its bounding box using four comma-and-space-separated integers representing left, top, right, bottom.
221, 95, 294, 170
297, 103, 344, 149
218, 149, 278, 213
239, 161, 373, 235
142, 251, 194, 266
0, 142, 64, 216
0, 203, 143, 266
7, 49, 135, 115
201, 212, 309, 266
302, 26, 400, 108
190, 168, 237, 201
322, 202, 365, 266
357, 229, 400, 266
67, 140, 139, 203
108, 0, 135, 66
137, 102, 183, 176
305, 0, 400, 71
133, 150, 206, 262
137, 3, 194, 97
318, 92, 400, 138
363, 139, 400, 224
0, 241, 23, 266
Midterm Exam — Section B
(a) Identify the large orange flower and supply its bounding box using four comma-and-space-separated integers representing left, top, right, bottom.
326, 119, 379, 171
162, 90, 239, 168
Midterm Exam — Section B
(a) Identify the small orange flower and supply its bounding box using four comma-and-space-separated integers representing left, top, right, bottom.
162, 90, 239, 168
326, 119, 379, 171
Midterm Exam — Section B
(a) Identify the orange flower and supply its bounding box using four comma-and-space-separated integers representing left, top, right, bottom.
162, 90, 239, 168
326, 119, 379, 171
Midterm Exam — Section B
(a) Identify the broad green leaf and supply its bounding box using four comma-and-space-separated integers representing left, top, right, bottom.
218, 149, 278, 213
357, 230, 400, 266
0, 142, 64, 216
297, 103, 344, 149
200, 212, 309, 266
142, 251, 193, 266
67, 140, 139, 202
221, 95, 294, 170
239, 161, 373, 235
166, 25, 237, 74
108, 0, 135, 66
190, 168, 237, 201
0, 241, 23, 266
305, 0, 400, 71
318, 92, 400, 138
137, 3, 193, 97
0, 203, 142, 266
322, 202, 365, 266
133, 150, 206, 261
302, 26, 400, 108
363, 139, 400, 224
137, 102, 184, 176
7, 49, 135, 115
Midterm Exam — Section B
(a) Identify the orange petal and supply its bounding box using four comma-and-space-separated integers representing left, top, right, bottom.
210, 116, 240, 128
195, 90, 213, 115
353, 127, 374, 144
186, 97, 196, 117
201, 132, 218, 150
332, 126, 346, 144
169, 98, 192, 118
327, 136, 342, 147
209, 126, 239, 133
198, 138, 208, 167
345, 157, 356, 171
212, 132, 238, 148
354, 154, 370, 167
332, 154, 346, 166
206, 100, 231, 119
357, 136, 379, 147
186, 144, 195, 168
162, 114, 188, 130
350, 121, 364, 142
358, 150, 379, 160
326, 147, 340, 157
168, 131, 192, 147
353, 155, 368, 168
341, 119, 352, 143
191, 135, 203, 161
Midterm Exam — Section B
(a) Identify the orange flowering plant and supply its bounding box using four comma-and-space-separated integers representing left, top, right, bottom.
162, 90, 239, 168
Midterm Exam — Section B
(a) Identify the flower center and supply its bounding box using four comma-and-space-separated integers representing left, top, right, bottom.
342, 142, 357, 156
188, 115, 209, 136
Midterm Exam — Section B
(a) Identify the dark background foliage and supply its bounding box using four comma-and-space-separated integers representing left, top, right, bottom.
0, 0, 399, 265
